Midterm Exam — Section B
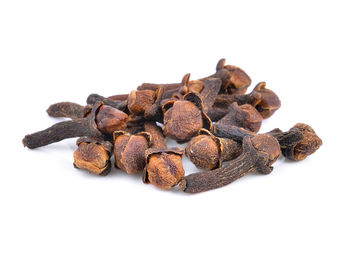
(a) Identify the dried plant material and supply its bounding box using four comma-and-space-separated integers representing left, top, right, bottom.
180, 135, 280, 193
217, 103, 263, 133
96, 105, 129, 135
144, 148, 184, 190
162, 92, 212, 142
73, 137, 113, 176
127, 90, 156, 115
113, 131, 151, 174
186, 129, 241, 170
46, 102, 92, 119
144, 122, 167, 149
253, 82, 281, 118
87, 93, 127, 110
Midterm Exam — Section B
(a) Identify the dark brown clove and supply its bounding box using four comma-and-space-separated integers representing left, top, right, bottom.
186, 129, 241, 170
143, 121, 167, 149
216, 102, 263, 133
107, 94, 129, 101
203, 58, 252, 95
113, 131, 151, 174
213, 122, 322, 161
86, 93, 127, 111
22, 102, 128, 149
269, 123, 322, 161
162, 92, 212, 142
46, 102, 92, 119
73, 137, 113, 176
180, 134, 280, 193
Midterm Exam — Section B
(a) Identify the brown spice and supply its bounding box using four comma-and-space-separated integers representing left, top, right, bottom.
162, 92, 212, 142
73, 137, 113, 176
113, 131, 151, 174
46, 102, 92, 119
186, 129, 241, 170
180, 134, 280, 193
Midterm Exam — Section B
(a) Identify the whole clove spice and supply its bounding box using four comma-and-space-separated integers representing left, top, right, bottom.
180, 134, 280, 193
113, 131, 151, 174
86, 93, 127, 111
162, 92, 212, 142
143, 121, 185, 190
73, 137, 113, 176
216, 102, 263, 133
186, 129, 242, 170
22, 102, 128, 149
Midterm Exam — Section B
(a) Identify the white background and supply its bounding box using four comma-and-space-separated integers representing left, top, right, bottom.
0, 1, 349, 254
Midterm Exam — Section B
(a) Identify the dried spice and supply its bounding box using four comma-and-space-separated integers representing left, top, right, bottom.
216, 102, 263, 133
186, 129, 241, 170
86, 93, 127, 111
23, 58, 322, 194
113, 131, 151, 174
143, 121, 185, 190
73, 137, 113, 176
47, 102, 92, 119
23, 102, 128, 149
162, 92, 212, 142
180, 134, 280, 193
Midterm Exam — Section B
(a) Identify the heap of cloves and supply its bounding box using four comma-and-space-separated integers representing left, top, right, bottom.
23, 58, 322, 193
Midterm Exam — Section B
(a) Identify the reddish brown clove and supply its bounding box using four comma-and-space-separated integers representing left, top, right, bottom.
162, 92, 212, 142
144, 148, 185, 190
186, 129, 242, 170
113, 131, 151, 174
86, 93, 127, 111
216, 102, 263, 133
144, 122, 167, 149
73, 137, 113, 176
180, 134, 280, 193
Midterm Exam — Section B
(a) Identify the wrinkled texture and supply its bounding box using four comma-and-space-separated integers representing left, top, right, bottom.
127, 90, 156, 115
253, 82, 281, 119
114, 133, 150, 174
73, 140, 111, 175
96, 105, 129, 135
146, 152, 184, 190
163, 100, 203, 142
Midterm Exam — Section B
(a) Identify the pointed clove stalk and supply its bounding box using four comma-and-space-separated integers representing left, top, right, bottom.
23, 102, 129, 149
46, 102, 92, 119
180, 134, 280, 193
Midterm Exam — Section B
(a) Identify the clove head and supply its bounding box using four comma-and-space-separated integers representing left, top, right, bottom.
162, 93, 212, 142
113, 131, 151, 174
73, 137, 113, 176
144, 148, 185, 190
253, 82, 281, 119
215, 58, 252, 94
186, 134, 220, 170
285, 123, 322, 161
96, 105, 129, 135
127, 90, 156, 115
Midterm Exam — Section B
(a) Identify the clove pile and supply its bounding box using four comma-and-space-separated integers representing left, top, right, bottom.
22, 59, 322, 193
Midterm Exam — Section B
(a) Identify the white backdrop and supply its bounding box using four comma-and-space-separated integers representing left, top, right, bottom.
1, 1, 349, 254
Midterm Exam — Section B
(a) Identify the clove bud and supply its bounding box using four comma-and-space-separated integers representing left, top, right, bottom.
73, 137, 113, 176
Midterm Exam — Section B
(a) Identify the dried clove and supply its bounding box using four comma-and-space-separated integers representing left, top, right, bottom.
216, 102, 263, 133
143, 121, 185, 190
22, 102, 128, 149
144, 148, 185, 190
180, 134, 280, 193
269, 123, 323, 161
73, 137, 113, 176
162, 92, 212, 142
186, 129, 241, 170
113, 131, 151, 174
